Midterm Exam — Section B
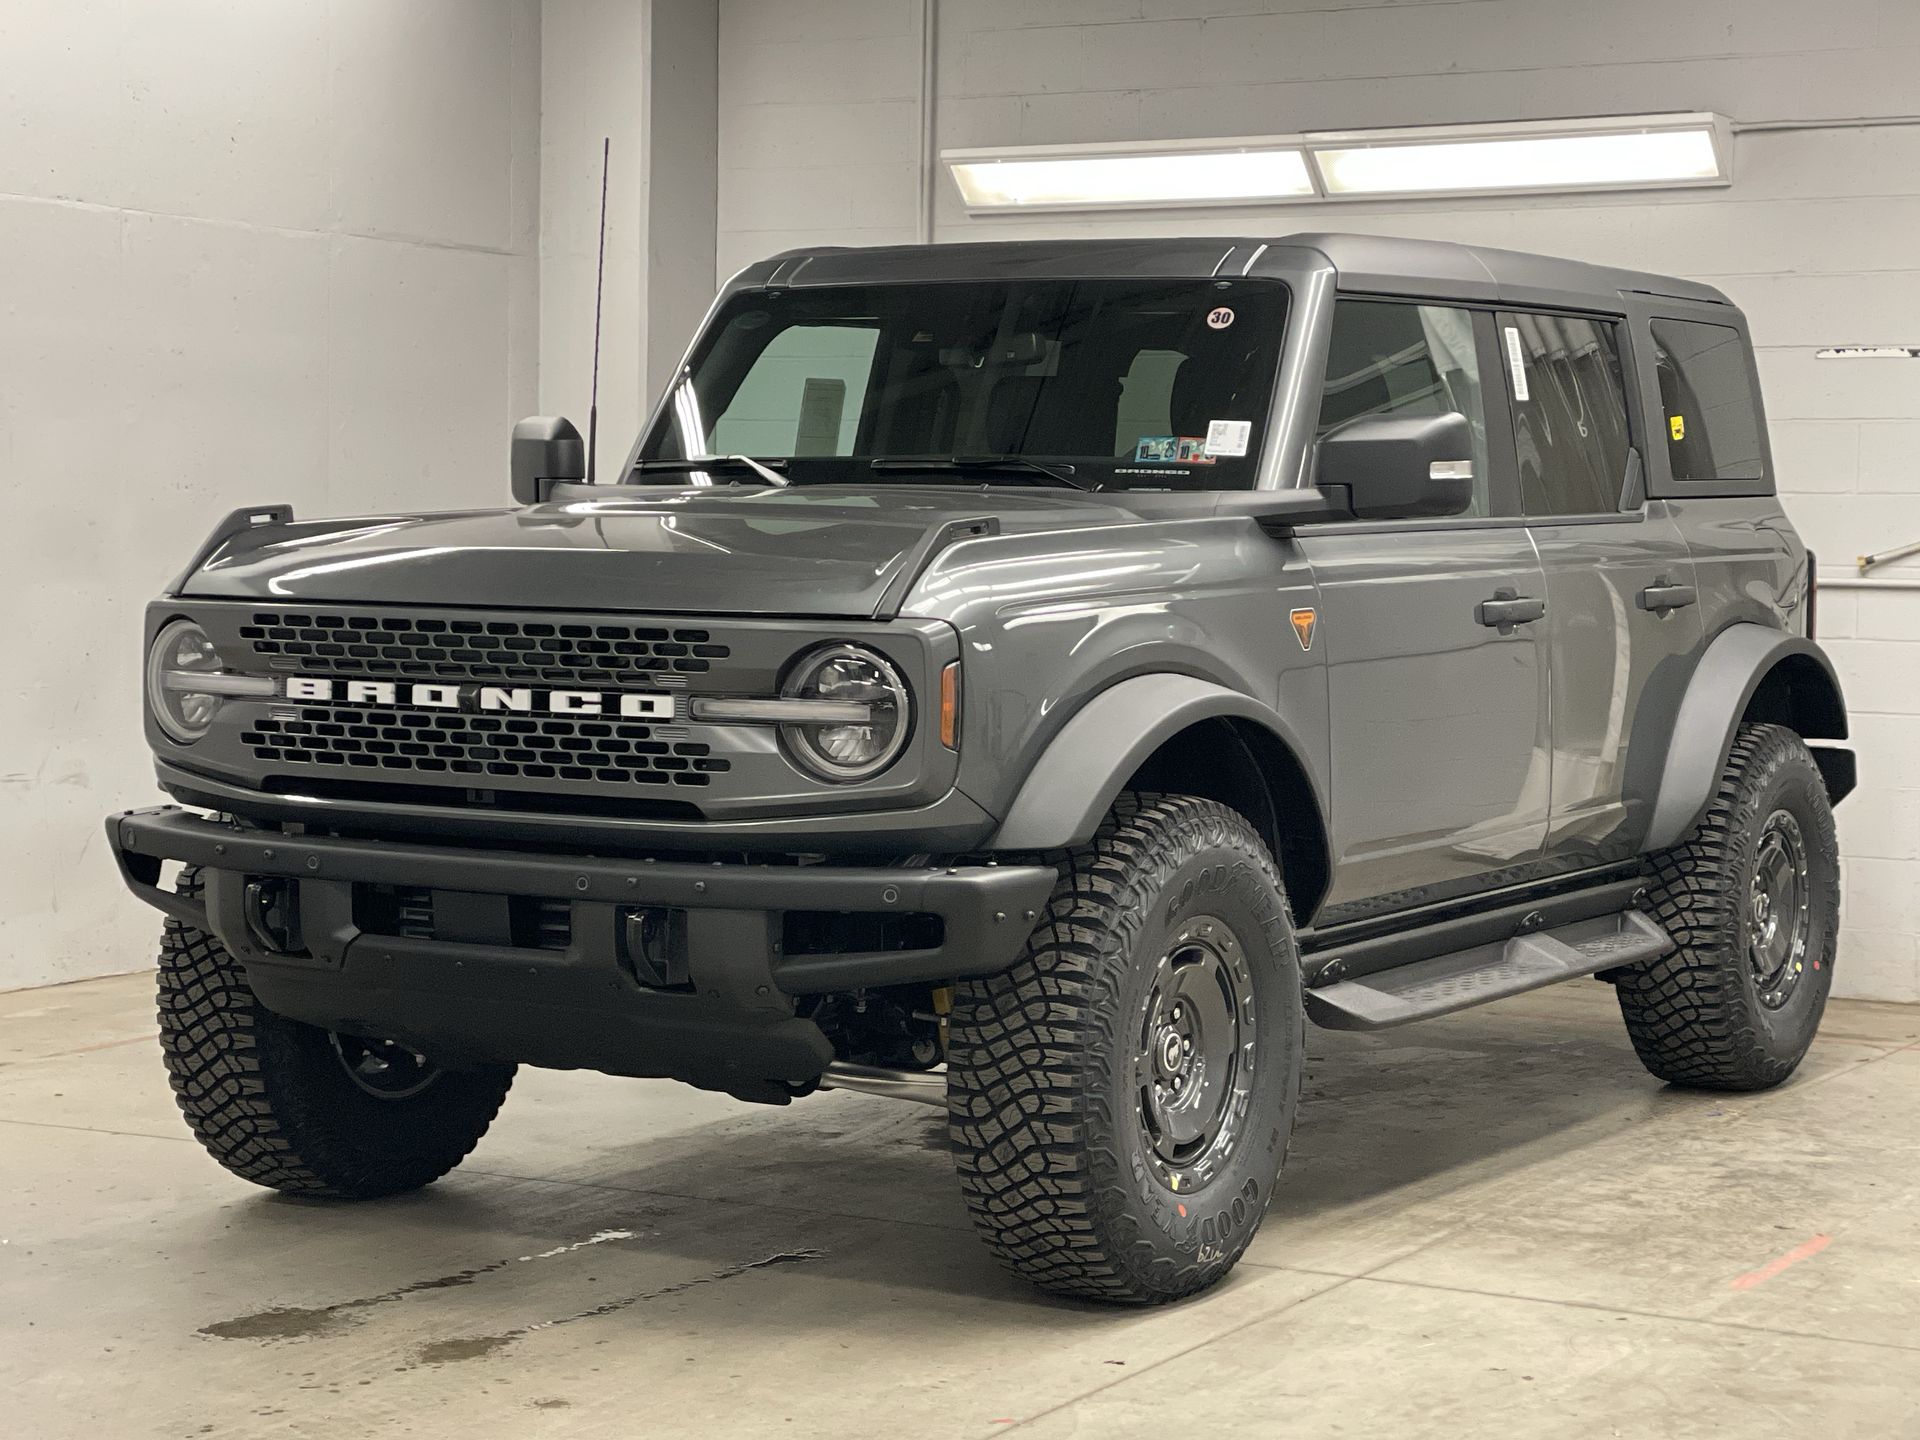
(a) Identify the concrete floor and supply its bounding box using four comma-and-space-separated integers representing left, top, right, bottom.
4, 976, 1919, 1440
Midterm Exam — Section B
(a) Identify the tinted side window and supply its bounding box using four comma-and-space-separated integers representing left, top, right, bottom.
1499, 313, 1632, 517
1651, 318, 1765, 482
1317, 299, 1492, 515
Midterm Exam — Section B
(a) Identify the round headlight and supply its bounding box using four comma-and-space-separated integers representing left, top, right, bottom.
780, 644, 911, 782
146, 618, 225, 744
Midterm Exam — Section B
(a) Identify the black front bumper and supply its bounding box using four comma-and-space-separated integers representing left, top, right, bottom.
107, 807, 1054, 1101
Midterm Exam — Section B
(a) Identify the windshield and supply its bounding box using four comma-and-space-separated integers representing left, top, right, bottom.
635, 276, 1288, 491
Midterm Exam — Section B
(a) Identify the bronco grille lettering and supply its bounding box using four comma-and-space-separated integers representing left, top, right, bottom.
282, 676, 674, 720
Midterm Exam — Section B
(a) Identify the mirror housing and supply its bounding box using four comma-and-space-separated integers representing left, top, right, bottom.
1315, 412, 1475, 520
511, 416, 586, 504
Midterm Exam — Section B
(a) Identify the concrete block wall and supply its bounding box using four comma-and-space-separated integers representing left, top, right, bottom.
541, 0, 718, 460
539, 0, 649, 456
1, 0, 542, 989
717, 0, 926, 275
716, 0, 1920, 999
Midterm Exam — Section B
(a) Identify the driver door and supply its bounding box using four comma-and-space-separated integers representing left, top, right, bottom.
1294, 299, 1552, 922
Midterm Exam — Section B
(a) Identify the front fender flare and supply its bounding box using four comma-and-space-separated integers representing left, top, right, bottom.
1644, 625, 1849, 852
988, 674, 1324, 851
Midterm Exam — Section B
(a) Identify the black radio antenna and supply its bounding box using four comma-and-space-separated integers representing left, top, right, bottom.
586, 136, 610, 485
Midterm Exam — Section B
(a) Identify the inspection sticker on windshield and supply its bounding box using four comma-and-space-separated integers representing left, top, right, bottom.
1503, 325, 1530, 401
1135, 436, 1215, 465
1204, 419, 1251, 457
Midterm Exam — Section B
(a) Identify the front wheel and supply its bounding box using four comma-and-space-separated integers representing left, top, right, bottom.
946, 794, 1305, 1304
158, 868, 515, 1198
1616, 724, 1841, 1091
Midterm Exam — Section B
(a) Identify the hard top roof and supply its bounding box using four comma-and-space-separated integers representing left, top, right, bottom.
752, 231, 1730, 312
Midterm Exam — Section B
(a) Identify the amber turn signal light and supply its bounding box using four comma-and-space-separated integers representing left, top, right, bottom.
939, 661, 961, 749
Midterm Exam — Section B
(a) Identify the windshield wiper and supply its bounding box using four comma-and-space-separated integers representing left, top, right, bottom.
633, 455, 789, 486
869, 455, 1089, 490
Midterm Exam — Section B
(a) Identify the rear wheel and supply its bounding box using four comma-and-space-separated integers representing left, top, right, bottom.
946, 793, 1304, 1304
158, 868, 515, 1198
1616, 724, 1840, 1091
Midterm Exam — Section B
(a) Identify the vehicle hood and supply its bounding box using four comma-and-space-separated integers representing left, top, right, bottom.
179, 486, 1136, 618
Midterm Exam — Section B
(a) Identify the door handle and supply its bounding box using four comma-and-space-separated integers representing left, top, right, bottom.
1637, 580, 1698, 615
1476, 590, 1547, 629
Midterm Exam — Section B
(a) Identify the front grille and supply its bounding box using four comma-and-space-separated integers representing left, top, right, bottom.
242, 705, 729, 788
239, 611, 730, 686
191, 601, 933, 814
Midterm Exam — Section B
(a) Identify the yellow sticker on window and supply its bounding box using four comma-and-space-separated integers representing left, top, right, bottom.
1669, 415, 1687, 442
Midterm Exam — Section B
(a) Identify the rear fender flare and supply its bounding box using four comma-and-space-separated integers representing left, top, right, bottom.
1644, 625, 1849, 852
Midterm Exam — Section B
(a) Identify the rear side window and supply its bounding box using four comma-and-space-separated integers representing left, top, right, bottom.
1651, 318, 1765, 482
1498, 312, 1632, 517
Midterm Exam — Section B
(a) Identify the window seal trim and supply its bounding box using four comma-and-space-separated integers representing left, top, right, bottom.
1293, 505, 1649, 538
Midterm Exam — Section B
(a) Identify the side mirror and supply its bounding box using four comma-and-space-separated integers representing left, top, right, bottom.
510, 416, 585, 504
1315, 412, 1474, 520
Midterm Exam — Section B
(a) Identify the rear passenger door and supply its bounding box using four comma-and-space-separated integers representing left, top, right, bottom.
1300, 299, 1553, 920
1495, 310, 1704, 865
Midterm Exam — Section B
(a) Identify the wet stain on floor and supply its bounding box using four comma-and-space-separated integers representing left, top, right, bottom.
199, 1307, 347, 1342
198, 1229, 651, 1342
415, 1334, 517, 1365
409, 1248, 828, 1366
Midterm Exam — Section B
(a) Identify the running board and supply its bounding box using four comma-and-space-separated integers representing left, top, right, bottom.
1303, 910, 1672, 1032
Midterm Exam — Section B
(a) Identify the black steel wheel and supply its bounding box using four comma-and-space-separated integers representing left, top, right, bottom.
1748, 809, 1814, 1011
1616, 724, 1840, 1091
947, 793, 1305, 1305
1133, 917, 1259, 1193
330, 1033, 442, 1100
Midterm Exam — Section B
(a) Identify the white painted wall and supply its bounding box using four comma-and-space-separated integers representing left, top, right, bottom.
540, 0, 649, 456
718, 0, 925, 276
716, 0, 1920, 1000
0, 0, 542, 989
541, 0, 718, 462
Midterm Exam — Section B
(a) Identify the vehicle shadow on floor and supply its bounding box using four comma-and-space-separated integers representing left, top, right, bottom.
190, 989, 1753, 1340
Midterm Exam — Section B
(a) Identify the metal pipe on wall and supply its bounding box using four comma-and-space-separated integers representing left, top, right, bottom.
1855, 539, 1920, 574
1820, 576, 1920, 592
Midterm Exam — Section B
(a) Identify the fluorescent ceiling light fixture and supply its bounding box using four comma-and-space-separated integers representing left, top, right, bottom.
947, 114, 1729, 212
946, 138, 1314, 213
1310, 115, 1728, 198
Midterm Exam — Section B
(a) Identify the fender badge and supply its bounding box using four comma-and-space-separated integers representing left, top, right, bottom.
1290, 608, 1317, 652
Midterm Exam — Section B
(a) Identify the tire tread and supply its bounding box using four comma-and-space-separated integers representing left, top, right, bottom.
947, 793, 1303, 1303
157, 868, 513, 1198
1617, 723, 1838, 1092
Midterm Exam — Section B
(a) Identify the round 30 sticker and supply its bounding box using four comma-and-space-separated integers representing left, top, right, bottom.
1206, 306, 1235, 330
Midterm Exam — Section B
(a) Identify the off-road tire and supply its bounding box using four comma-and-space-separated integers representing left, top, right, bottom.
158, 868, 515, 1198
1616, 723, 1840, 1091
947, 793, 1305, 1304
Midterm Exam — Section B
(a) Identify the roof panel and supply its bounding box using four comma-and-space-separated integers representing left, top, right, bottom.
755, 231, 1729, 311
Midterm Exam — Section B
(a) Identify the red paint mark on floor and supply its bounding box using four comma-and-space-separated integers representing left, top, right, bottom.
1732, 1233, 1832, 1290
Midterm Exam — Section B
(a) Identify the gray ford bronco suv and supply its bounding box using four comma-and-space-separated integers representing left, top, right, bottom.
109, 233, 1854, 1304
